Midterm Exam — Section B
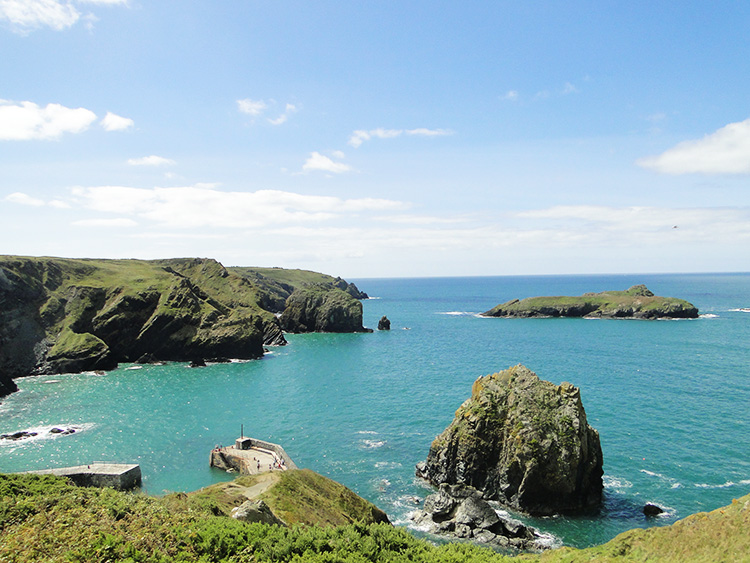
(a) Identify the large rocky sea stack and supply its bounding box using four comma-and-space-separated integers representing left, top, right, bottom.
416, 365, 603, 516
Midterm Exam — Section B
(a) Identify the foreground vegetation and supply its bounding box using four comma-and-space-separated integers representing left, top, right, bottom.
1, 473, 749, 562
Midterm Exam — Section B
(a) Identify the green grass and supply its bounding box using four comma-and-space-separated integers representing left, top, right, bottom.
1, 473, 749, 562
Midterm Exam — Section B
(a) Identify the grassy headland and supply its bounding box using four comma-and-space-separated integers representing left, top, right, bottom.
1, 472, 748, 562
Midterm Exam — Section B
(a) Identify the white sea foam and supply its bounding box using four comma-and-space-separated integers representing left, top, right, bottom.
640, 469, 679, 485
604, 475, 633, 489
535, 531, 563, 549
700, 313, 719, 319
729, 308, 750, 312
695, 481, 738, 489
374, 461, 402, 469
356, 430, 378, 435
362, 439, 386, 449
437, 311, 477, 316
125, 365, 143, 370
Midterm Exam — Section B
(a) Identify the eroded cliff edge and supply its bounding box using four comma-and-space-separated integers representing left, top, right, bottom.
0, 256, 368, 397
416, 365, 603, 516
482, 285, 698, 319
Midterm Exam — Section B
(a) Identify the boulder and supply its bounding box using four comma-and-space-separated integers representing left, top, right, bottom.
644, 503, 665, 517
231, 499, 286, 526
377, 316, 391, 330
416, 365, 603, 516
411, 483, 543, 550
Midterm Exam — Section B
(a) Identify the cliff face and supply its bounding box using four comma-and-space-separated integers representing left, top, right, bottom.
0, 257, 274, 394
0, 256, 370, 398
482, 285, 699, 319
279, 285, 369, 333
416, 365, 603, 516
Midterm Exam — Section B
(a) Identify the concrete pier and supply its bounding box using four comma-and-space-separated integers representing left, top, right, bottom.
210, 437, 297, 475
25, 463, 142, 490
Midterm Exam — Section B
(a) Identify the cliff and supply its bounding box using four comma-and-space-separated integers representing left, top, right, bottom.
230, 266, 368, 314
416, 365, 603, 516
279, 284, 370, 333
482, 285, 699, 319
0, 256, 368, 397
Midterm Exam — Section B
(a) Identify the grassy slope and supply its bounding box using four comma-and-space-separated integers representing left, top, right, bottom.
232, 267, 342, 288
190, 469, 389, 526
1, 473, 748, 562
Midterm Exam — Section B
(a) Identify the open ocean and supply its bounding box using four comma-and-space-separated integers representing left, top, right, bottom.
1, 273, 749, 549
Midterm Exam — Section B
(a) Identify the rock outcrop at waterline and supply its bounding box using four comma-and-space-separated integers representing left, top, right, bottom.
482, 285, 699, 319
411, 483, 546, 550
280, 284, 370, 333
0, 256, 369, 397
416, 365, 603, 516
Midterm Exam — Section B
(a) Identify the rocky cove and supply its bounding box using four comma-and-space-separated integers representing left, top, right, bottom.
0, 256, 370, 398
2, 269, 747, 559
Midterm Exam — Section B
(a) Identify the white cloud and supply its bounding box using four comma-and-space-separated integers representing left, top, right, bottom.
302, 151, 351, 174
0, 0, 127, 33
502, 90, 519, 101
72, 218, 138, 227
514, 205, 750, 244
562, 82, 578, 94
127, 155, 176, 166
5, 192, 45, 206
100, 111, 134, 131
637, 118, 750, 174
0, 0, 79, 32
268, 103, 297, 125
70, 185, 405, 228
348, 127, 452, 148
237, 98, 267, 116
77, 0, 128, 4
0, 100, 97, 140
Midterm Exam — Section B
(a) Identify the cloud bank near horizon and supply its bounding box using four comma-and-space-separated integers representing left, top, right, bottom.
638, 117, 750, 174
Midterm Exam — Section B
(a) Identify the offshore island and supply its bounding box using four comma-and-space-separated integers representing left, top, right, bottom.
481, 284, 699, 319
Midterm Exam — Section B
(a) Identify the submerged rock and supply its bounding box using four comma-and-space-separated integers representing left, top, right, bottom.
416, 365, 603, 516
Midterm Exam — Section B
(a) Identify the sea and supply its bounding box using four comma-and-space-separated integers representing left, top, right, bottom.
1, 273, 749, 549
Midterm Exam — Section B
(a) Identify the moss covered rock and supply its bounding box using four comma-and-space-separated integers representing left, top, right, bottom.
416, 365, 603, 516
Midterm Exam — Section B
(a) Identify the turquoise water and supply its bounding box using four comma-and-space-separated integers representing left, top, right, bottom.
2, 273, 750, 549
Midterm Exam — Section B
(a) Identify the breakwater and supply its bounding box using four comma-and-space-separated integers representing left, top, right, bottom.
210, 437, 298, 475
25, 463, 142, 490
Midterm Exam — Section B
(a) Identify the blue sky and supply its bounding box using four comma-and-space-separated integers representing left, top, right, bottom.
1, 1, 749, 278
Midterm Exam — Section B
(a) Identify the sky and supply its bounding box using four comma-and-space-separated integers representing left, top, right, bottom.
1, 1, 749, 278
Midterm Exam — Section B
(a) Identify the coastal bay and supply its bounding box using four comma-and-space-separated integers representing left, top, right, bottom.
1, 273, 749, 550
